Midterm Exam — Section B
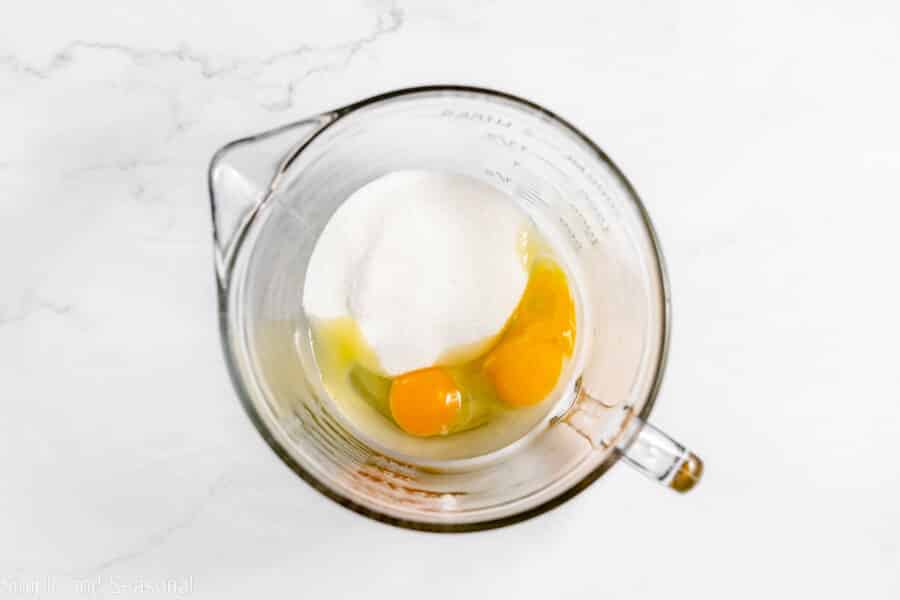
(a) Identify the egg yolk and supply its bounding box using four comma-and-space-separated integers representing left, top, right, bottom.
483, 261, 575, 407
389, 367, 463, 437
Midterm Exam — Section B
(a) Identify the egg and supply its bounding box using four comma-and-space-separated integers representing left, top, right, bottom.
389, 368, 463, 437
501, 260, 577, 354
483, 260, 576, 407
483, 337, 565, 408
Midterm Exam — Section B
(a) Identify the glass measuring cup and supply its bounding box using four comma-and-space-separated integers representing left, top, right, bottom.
208, 86, 703, 531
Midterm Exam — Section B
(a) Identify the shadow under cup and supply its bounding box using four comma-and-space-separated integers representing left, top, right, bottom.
213, 88, 672, 530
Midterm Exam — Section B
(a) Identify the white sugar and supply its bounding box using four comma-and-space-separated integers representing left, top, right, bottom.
303, 170, 528, 376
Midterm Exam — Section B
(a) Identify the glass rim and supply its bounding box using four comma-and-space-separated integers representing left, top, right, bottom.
211, 84, 672, 533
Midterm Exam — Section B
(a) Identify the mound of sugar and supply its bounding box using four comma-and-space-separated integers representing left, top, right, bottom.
303, 170, 528, 376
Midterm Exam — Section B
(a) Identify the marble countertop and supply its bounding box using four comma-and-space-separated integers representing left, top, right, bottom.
3, 1, 899, 598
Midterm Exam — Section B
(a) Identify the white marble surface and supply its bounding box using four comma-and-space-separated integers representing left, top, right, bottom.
3, 1, 899, 598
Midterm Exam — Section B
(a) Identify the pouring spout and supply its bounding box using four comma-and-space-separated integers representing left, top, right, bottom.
208, 115, 333, 284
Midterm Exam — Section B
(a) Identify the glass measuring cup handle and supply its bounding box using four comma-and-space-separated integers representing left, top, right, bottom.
566, 391, 704, 492
618, 418, 704, 492
208, 114, 334, 284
